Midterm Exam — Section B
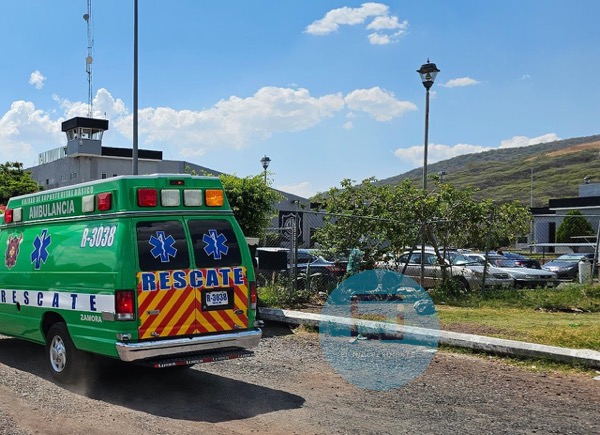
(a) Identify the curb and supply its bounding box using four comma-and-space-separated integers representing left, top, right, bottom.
259, 307, 600, 369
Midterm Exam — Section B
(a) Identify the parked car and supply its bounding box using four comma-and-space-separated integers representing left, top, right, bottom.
541, 253, 596, 280
467, 254, 557, 288
256, 247, 345, 289
295, 249, 347, 278
379, 249, 513, 292
500, 252, 542, 269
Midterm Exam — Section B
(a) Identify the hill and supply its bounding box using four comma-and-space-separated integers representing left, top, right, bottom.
379, 135, 600, 207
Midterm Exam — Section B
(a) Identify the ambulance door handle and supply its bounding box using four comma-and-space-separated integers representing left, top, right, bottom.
147, 309, 160, 315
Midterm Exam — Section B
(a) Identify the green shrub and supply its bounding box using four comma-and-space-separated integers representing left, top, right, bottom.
431, 283, 600, 312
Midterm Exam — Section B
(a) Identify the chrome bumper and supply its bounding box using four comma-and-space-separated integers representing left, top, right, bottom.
115, 328, 262, 362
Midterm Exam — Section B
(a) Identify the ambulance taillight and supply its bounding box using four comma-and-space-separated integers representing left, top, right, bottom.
4, 209, 13, 223
250, 282, 257, 310
97, 192, 112, 211
115, 290, 135, 321
137, 189, 158, 207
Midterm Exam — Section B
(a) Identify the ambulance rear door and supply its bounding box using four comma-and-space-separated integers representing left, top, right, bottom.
135, 218, 249, 340
186, 218, 250, 334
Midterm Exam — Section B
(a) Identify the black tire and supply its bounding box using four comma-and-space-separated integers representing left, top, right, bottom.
46, 322, 88, 384
453, 278, 470, 294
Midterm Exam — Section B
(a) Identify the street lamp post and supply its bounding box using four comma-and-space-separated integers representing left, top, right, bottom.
260, 155, 271, 183
417, 59, 440, 191
417, 59, 440, 287
132, 0, 139, 175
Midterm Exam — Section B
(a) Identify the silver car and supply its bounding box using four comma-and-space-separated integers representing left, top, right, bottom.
467, 254, 557, 288
380, 249, 513, 292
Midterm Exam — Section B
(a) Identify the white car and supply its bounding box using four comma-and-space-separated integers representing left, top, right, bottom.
467, 254, 557, 288
379, 249, 514, 292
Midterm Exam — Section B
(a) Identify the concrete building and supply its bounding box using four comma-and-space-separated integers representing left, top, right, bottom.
530, 179, 600, 254
27, 117, 319, 247
30, 117, 224, 188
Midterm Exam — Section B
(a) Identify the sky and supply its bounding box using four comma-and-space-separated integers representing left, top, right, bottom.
1, 1, 599, 198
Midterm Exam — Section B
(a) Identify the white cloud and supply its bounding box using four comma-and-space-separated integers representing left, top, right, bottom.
93, 89, 128, 119
0, 85, 417, 166
28, 70, 46, 90
276, 181, 313, 198
394, 143, 491, 166
366, 15, 405, 30
53, 88, 127, 120
0, 89, 128, 165
368, 33, 391, 45
305, 3, 407, 45
520, 74, 532, 80
441, 77, 480, 88
345, 87, 416, 121
499, 133, 559, 149
0, 100, 62, 163
114, 86, 345, 152
344, 112, 356, 129
394, 133, 561, 168
304, 3, 389, 35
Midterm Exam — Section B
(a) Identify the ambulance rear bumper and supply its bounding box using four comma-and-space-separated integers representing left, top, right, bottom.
115, 328, 262, 362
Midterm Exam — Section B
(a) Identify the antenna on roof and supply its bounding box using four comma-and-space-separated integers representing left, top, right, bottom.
84, 0, 94, 118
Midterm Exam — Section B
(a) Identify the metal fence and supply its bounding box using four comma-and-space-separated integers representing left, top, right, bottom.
255, 211, 345, 298
253, 211, 600, 297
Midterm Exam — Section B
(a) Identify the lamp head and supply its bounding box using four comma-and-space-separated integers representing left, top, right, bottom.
417, 59, 440, 90
260, 155, 271, 171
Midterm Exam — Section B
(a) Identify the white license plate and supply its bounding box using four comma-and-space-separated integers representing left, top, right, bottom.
206, 290, 229, 307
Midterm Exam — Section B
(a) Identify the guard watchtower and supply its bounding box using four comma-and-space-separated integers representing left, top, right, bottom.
61, 117, 109, 157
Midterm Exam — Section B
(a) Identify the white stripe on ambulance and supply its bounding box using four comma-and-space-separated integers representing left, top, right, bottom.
0, 289, 114, 313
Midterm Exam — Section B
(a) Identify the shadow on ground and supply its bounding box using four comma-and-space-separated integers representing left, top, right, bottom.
0, 335, 305, 423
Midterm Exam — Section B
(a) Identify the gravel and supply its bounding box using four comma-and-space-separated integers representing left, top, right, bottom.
0, 325, 598, 434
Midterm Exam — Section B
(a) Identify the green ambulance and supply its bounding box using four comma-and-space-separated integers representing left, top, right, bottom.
0, 174, 262, 383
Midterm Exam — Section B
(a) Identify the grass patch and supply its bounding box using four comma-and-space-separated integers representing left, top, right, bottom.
259, 279, 600, 351
432, 281, 600, 350
431, 283, 600, 312
437, 306, 600, 350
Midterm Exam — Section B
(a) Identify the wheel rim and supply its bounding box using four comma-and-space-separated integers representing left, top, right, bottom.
49, 335, 67, 373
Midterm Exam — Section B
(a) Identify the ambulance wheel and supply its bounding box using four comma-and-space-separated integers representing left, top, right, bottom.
46, 323, 88, 384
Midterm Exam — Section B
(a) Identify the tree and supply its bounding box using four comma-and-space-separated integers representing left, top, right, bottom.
0, 162, 43, 204
313, 177, 532, 269
185, 166, 282, 238
312, 178, 413, 268
556, 210, 595, 243
218, 173, 283, 238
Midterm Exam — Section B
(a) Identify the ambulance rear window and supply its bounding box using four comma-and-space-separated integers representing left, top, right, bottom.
136, 220, 190, 271
188, 220, 241, 268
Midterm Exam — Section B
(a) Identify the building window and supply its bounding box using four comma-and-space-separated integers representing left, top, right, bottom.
101, 173, 107, 179
70, 172, 78, 180
45, 179, 49, 185
113, 174, 118, 177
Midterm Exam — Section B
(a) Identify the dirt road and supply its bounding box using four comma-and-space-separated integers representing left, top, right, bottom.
0, 324, 598, 434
